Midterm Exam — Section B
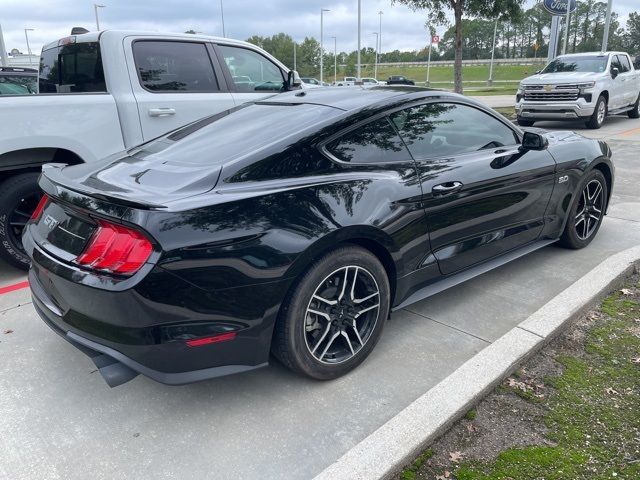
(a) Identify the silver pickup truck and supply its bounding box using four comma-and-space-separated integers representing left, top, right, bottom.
516, 51, 640, 129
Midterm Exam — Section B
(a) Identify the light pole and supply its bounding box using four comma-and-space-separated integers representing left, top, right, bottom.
331, 36, 337, 84
371, 32, 379, 80
378, 11, 383, 61
357, 0, 361, 83
320, 8, 330, 84
425, 28, 432, 86
487, 18, 498, 86
93, 4, 105, 31
24, 28, 34, 67
220, 0, 226, 37
602, 0, 613, 51
562, 0, 570, 55
293, 42, 297, 71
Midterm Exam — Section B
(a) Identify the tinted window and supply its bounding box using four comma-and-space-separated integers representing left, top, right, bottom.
218, 45, 284, 92
39, 42, 106, 93
326, 118, 411, 164
390, 103, 518, 159
541, 55, 608, 74
0, 74, 37, 95
618, 55, 631, 72
611, 55, 623, 72
133, 41, 219, 92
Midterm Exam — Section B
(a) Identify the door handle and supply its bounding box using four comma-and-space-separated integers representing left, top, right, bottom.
432, 181, 463, 195
148, 108, 176, 117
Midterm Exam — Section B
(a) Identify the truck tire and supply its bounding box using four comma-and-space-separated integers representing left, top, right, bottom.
0, 173, 42, 270
585, 95, 607, 129
628, 94, 640, 119
517, 118, 535, 127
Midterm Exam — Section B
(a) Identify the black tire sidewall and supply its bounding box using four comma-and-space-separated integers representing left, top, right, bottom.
559, 169, 608, 249
276, 246, 390, 380
0, 173, 41, 269
587, 95, 607, 129
628, 94, 640, 119
517, 118, 535, 127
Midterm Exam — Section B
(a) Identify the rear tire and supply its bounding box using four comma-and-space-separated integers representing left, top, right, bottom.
628, 94, 640, 119
272, 245, 390, 380
517, 118, 535, 127
585, 95, 607, 129
0, 172, 42, 270
558, 169, 607, 250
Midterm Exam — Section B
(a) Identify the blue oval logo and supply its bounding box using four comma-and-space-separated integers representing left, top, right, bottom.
543, 0, 577, 15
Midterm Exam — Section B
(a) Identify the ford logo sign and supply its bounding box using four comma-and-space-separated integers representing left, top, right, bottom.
543, 0, 577, 15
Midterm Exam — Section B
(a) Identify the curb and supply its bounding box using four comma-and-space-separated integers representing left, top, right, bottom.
313, 244, 640, 480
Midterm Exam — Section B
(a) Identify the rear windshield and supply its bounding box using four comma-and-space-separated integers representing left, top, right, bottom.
541, 55, 609, 74
129, 102, 340, 166
0, 74, 37, 95
39, 42, 106, 93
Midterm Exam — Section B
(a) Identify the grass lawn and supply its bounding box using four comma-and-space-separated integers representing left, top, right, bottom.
397, 275, 640, 480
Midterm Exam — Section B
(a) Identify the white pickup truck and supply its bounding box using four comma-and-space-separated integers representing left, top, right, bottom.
0, 29, 301, 269
516, 51, 640, 129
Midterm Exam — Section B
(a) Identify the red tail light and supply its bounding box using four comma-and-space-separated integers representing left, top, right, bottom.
76, 220, 152, 275
30, 195, 49, 221
186, 332, 237, 348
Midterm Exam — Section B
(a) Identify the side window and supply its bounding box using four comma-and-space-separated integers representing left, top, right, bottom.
326, 118, 411, 164
619, 55, 631, 73
133, 41, 219, 92
39, 42, 106, 93
390, 103, 519, 159
218, 45, 284, 92
611, 55, 623, 72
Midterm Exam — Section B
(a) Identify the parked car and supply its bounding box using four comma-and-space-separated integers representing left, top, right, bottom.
0, 66, 38, 95
516, 51, 640, 128
387, 75, 415, 85
361, 77, 386, 86
301, 77, 327, 88
0, 29, 300, 270
335, 76, 356, 86
24, 86, 613, 387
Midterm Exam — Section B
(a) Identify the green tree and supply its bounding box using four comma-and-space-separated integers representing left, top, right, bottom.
627, 12, 640, 52
393, 0, 524, 93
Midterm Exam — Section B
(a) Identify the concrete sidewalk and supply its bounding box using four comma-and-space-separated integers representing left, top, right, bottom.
468, 94, 514, 108
1, 127, 639, 480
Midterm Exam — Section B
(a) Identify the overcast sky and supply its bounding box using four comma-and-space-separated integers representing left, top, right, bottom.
1, 0, 637, 56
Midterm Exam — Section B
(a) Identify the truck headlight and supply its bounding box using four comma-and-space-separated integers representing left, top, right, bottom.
576, 81, 596, 92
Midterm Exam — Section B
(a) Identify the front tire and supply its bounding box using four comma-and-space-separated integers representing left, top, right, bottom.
628, 94, 640, 119
585, 95, 607, 129
0, 173, 42, 270
558, 169, 607, 249
272, 245, 390, 380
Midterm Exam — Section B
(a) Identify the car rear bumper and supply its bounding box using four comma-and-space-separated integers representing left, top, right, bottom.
25, 234, 288, 387
516, 101, 595, 120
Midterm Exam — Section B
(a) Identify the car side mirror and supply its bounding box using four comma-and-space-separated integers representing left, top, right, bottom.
285, 70, 302, 91
520, 131, 548, 151
611, 67, 619, 78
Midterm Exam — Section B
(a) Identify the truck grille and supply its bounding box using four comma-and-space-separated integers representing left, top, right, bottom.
523, 85, 580, 102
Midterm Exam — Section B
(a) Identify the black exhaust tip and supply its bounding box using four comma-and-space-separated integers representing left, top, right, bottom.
91, 354, 139, 387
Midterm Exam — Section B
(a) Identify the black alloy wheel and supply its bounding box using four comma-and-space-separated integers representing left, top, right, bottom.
273, 245, 390, 380
0, 173, 41, 269
559, 169, 607, 249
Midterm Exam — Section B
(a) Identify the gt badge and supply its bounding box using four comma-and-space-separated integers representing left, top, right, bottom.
558, 175, 569, 184
43, 214, 59, 230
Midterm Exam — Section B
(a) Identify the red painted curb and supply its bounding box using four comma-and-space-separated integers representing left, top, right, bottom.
0, 281, 29, 295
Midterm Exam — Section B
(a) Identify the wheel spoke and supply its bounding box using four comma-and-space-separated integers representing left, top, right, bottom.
308, 309, 331, 320
351, 321, 364, 345
349, 267, 359, 301
586, 216, 591, 237
310, 323, 332, 354
319, 331, 341, 360
338, 267, 348, 301
341, 331, 355, 354
354, 303, 380, 319
588, 182, 602, 202
353, 291, 379, 304
313, 294, 337, 306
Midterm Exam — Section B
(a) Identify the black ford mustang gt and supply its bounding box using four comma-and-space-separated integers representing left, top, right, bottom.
23, 86, 613, 387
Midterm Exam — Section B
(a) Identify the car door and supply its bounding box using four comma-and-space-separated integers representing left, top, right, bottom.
124, 38, 235, 141
213, 44, 287, 106
389, 101, 557, 276
610, 55, 627, 109
618, 54, 635, 106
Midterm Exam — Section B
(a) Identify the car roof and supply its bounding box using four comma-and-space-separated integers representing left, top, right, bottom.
261, 85, 458, 112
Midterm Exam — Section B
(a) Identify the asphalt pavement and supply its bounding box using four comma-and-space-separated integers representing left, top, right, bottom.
1, 116, 639, 480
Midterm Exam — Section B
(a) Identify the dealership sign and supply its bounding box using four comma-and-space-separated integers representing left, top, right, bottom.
542, 0, 577, 15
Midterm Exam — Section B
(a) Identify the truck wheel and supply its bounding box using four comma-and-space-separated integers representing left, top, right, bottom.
517, 118, 535, 127
585, 95, 607, 129
628, 94, 640, 119
0, 173, 42, 270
